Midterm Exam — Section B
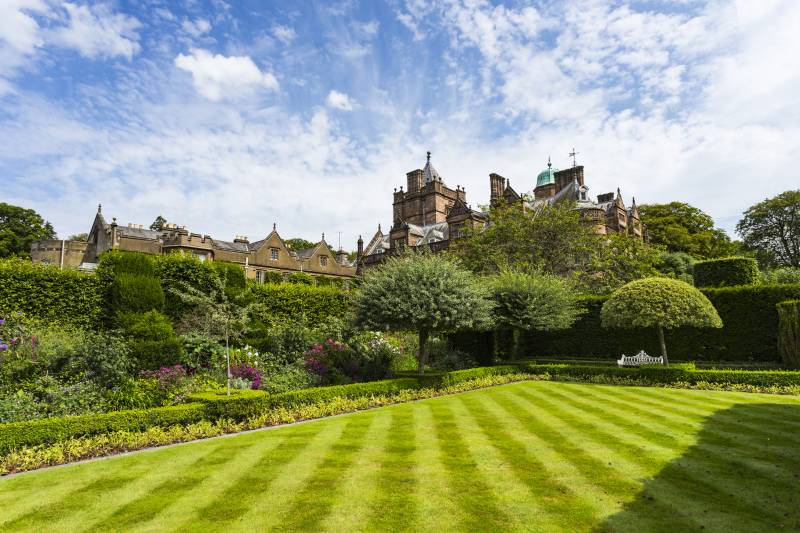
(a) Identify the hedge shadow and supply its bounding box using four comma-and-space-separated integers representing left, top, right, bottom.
596, 402, 800, 532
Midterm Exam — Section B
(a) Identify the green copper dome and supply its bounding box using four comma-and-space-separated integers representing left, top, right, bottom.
536, 161, 558, 188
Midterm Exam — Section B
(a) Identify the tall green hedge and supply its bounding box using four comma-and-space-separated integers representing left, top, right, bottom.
110, 272, 165, 314
453, 284, 800, 363
249, 283, 349, 322
777, 300, 800, 369
0, 258, 103, 328
693, 256, 759, 288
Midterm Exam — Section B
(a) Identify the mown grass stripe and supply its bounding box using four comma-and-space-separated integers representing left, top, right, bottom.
519, 384, 792, 526
361, 406, 418, 533
406, 401, 463, 532
493, 385, 702, 532
319, 409, 394, 532
128, 431, 290, 532
178, 422, 336, 532
91, 440, 258, 531
612, 385, 800, 433
272, 415, 376, 531
565, 384, 800, 474
457, 391, 619, 530
425, 401, 512, 532
0, 441, 227, 532
445, 396, 564, 531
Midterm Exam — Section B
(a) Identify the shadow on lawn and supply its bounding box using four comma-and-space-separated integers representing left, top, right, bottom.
597, 403, 800, 533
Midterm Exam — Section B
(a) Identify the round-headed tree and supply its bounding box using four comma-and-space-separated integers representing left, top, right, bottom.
488, 270, 584, 357
352, 253, 493, 374
600, 277, 722, 365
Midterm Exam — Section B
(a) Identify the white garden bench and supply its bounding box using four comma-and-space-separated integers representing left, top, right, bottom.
617, 350, 664, 367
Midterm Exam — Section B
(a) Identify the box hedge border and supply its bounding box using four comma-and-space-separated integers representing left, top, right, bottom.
3, 364, 800, 455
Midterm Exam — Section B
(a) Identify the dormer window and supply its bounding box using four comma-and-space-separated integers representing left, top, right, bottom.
320, 255, 328, 267
270, 248, 279, 261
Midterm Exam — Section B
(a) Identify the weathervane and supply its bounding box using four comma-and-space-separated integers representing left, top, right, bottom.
569, 147, 579, 167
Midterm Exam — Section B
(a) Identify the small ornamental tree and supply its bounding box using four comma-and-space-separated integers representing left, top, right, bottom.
600, 277, 722, 365
488, 271, 584, 357
352, 254, 493, 374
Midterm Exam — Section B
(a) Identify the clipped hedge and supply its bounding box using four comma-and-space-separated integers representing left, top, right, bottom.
189, 378, 421, 421
777, 300, 800, 369
693, 256, 759, 288
458, 284, 800, 363
110, 272, 164, 314
249, 282, 349, 322
0, 258, 103, 328
0, 402, 205, 455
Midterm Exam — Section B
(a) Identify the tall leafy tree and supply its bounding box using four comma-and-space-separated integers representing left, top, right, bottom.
149, 216, 168, 231
579, 234, 663, 294
488, 270, 584, 357
0, 203, 56, 259
736, 190, 800, 267
351, 253, 493, 374
284, 237, 316, 250
449, 201, 593, 276
639, 202, 735, 259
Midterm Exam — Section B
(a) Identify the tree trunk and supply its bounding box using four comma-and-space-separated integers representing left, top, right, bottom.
417, 329, 429, 375
657, 324, 669, 366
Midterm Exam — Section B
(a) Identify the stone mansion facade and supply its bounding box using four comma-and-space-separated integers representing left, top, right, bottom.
31, 206, 357, 281
359, 152, 644, 270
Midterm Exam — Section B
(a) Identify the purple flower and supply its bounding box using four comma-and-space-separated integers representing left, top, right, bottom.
0, 344, 8, 352
0, 318, 5, 326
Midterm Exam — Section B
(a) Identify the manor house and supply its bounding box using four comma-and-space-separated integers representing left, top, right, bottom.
31, 206, 357, 281
358, 152, 644, 270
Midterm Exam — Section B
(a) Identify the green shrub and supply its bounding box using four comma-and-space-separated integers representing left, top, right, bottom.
98, 251, 155, 277
259, 271, 284, 284
212, 262, 246, 297
287, 272, 314, 285
315, 276, 343, 288
693, 256, 759, 288
153, 253, 219, 318
0, 258, 103, 328
777, 300, 800, 369
0, 402, 206, 454
110, 273, 165, 315
762, 267, 800, 285
118, 310, 183, 370
249, 283, 348, 323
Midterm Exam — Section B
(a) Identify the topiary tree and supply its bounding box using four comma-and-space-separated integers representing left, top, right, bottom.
601, 277, 722, 365
352, 253, 493, 374
487, 270, 584, 357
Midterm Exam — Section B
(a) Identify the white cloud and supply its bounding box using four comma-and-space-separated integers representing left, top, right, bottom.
0, 0, 47, 54
182, 18, 212, 38
273, 24, 296, 44
326, 90, 357, 111
174, 48, 278, 101
48, 2, 141, 59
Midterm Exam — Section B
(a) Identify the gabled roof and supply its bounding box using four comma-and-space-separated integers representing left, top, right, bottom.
212, 239, 250, 252
503, 182, 521, 202
447, 197, 472, 218
117, 226, 161, 240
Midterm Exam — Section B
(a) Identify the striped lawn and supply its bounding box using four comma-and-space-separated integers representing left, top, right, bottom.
1, 381, 799, 532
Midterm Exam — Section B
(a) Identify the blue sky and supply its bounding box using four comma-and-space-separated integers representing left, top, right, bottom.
2, 0, 799, 250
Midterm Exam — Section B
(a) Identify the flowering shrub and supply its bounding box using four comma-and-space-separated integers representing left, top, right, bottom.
142, 364, 188, 389
230, 363, 262, 390
0, 314, 33, 357
304, 335, 395, 384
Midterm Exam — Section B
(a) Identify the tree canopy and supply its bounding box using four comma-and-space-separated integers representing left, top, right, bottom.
284, 237, 316, 251
149, 216, 168, 231
0, 203, 56, 259
601, 277, 722, 364
736, 190, 800, 267
351, 253, 493, 373
449, 201, 593, 277
487, 270, 583, 332
639, 202, 735, 259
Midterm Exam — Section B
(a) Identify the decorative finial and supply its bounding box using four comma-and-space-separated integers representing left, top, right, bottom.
112, 217, 117, 224
358, 234, 363, 242
547, 156, 552, 169
322, 232, 325, 241
97, 203, 102, 214
378, 223, 382, 232
426, 150, 431, 163
273, 222, 276, 231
